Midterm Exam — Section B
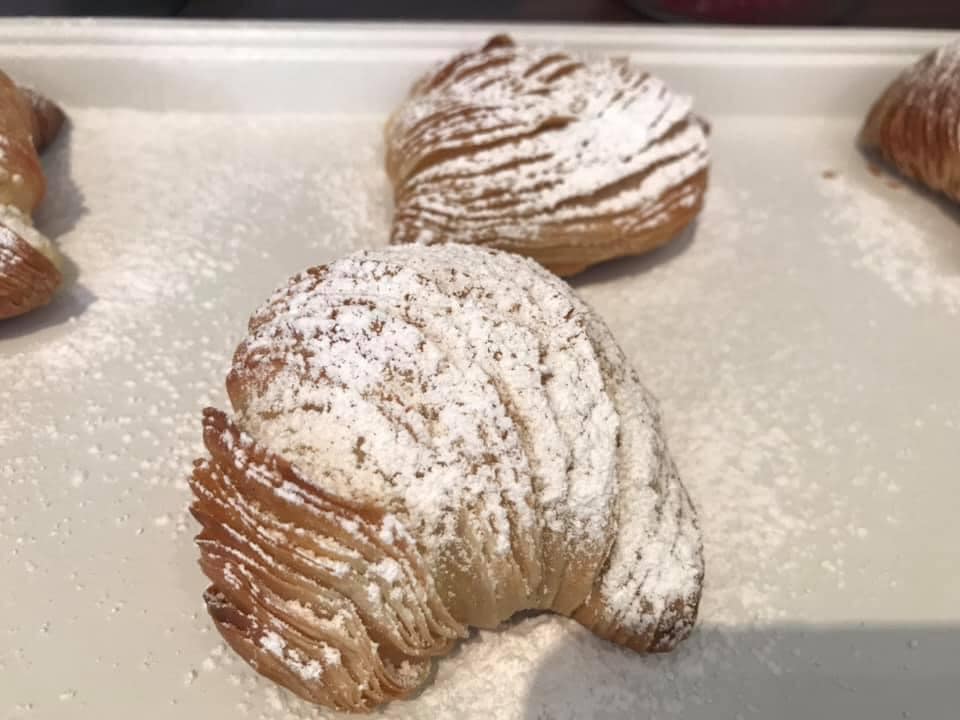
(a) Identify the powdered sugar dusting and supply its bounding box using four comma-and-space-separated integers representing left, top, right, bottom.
0, 204, 60, 268
229, 243, 700, 638
817, 171, 960, 314
906, 40, 960, 118
387, 37, 708, 252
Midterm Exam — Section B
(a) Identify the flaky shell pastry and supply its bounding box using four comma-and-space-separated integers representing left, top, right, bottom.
385, 35, 710, 276
861, 41, 960, 202
0, 70, 65, 320
190, 243, 704, 712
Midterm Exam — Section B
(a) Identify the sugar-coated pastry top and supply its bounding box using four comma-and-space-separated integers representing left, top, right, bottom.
192, 243, 703, 712
386, 35, 709, 275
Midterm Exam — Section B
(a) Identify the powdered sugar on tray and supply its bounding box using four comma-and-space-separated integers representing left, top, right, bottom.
817, 169, 960, 314
0, 110, 391, 443
1, 110, 956, 720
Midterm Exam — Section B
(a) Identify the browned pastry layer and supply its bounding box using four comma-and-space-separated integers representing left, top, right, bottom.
0, 231, 61, 319
385, 35, 710, 276
0, 71, 65, 320
20, 86, 66, 153
190, 244, 703, 712
861, 41, 960, 201
191, 408, 465, 711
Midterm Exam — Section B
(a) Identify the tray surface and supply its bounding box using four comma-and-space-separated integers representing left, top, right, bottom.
0, 20, 958, 720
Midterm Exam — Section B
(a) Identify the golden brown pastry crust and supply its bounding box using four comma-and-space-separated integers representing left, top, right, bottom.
191, 408, 465, 711
385, 35, 709, 276
0, 71, 65, 320
190, 244, 703, 712
861, 42, 960, 201
0, 233, 60, 319
20, 85, 66, 154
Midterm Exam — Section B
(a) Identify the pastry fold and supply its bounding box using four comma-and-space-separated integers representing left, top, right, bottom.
385, 35, 709, 276
191, 244, 704, 711
0, 71, 65, 320
861, 42, 960, 202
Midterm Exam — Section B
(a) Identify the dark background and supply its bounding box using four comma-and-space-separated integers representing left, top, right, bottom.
0, 1, 959, 28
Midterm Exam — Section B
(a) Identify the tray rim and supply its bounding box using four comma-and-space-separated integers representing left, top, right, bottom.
0, 17, 953, 57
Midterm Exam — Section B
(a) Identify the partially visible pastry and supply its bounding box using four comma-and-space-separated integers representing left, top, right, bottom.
861, 41, 960, 202
385, 35, 710, 277
0, 71, 65, 320
190, 243, 704, 711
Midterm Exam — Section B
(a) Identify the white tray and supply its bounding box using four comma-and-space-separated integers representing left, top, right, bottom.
1, 19, 958, 720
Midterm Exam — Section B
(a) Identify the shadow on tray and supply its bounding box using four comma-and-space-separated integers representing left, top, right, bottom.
0, 277, 95, 342
522, 622, 959, 719
569, 219, 700, 289
35, 122, 87, 239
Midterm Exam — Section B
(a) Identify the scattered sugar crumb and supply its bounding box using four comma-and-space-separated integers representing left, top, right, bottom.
818, 170, 960, 314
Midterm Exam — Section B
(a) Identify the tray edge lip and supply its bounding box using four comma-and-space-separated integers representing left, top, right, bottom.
0, 18, 952, 56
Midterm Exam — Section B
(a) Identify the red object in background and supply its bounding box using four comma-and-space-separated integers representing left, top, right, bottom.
629, 0, 855, 23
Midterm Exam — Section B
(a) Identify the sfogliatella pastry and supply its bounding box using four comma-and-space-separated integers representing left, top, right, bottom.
861, 41, 960, 202
385, 35, 710, 276
0, 71, 65, 319
189, 243, 704, 712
